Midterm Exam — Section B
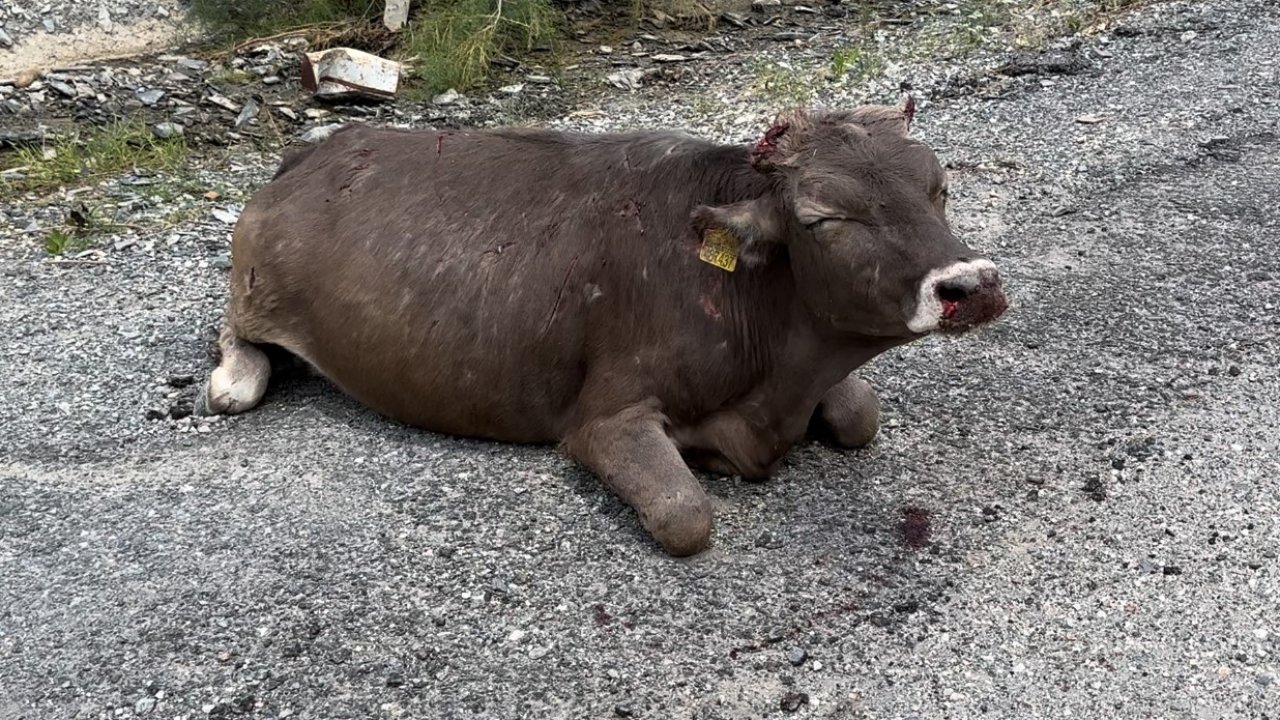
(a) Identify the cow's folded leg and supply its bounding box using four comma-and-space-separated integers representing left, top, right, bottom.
815, 373, 881, 448
566, 404, 714, 557
195, 322, 271, 417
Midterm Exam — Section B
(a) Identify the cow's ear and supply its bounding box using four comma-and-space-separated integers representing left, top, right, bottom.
691, 197, 787, 269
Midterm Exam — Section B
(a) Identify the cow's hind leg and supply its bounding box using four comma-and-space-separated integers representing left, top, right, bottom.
565, 403, 714, 557
814, 373, 881, 448
195, 322, 271, 416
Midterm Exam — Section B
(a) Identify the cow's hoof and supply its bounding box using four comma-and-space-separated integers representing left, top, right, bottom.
640, 491, 713, 557
822, 377, 881, 448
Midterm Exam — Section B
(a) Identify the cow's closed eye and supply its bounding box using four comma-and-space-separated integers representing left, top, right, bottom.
805, 217, 864, 231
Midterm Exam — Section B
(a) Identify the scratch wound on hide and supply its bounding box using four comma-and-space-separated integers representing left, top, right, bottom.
540, 255, 580, 337
436, 134, 444, 155
248, 267, 256, 289
700, 294, 722, 321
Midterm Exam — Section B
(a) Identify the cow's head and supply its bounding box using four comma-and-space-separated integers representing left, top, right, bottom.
693, 98, 1007, 338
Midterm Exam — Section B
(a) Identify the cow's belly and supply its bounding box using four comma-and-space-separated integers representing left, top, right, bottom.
239, 245, 589, 444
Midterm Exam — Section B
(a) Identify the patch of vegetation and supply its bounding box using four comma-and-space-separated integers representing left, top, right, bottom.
1011, 0, 1149, 48
191, 0, 562, 96
399, 0, 561, 96
748, 60, 816, 107
0, 121, 187, 194
42, 227, 94, 256
830, 44, 886, 86
189, 0, 380, 41
909, 0, 1153, 57
41, 203, 116, 256
208, 67, 256, 85
630, 0, 718, 29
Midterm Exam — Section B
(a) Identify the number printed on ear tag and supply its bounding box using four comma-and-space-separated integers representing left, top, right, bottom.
699, 228, 739, 272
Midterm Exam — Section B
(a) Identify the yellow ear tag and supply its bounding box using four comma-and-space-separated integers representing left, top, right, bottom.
699, 228, 739, 272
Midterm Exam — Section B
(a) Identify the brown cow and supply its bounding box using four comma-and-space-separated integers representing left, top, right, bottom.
198, 97, 1008, 556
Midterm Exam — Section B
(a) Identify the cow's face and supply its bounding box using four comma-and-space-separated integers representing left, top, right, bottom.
694, 100, 1007, 339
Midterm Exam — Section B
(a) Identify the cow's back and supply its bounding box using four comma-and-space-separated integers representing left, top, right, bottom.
227, 123, 749, 441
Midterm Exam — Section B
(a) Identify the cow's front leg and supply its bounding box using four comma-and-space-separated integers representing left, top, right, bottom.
815, 374, 881, 448
565, 403, 714, 557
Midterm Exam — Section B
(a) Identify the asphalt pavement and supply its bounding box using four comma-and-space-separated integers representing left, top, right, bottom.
1, 0, 1277, 718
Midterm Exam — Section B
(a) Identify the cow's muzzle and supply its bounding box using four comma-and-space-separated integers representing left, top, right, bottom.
907, 259, 1008, 334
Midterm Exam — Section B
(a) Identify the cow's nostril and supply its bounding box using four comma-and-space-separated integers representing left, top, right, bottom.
935, 280, 971, 303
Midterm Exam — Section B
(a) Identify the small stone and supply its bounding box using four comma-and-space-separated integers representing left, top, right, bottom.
262, 75, 281, 85
178, 58, 209, 72
1181, 30, 1198, 42
137, 88, 165, 106
755, 530, 782, 549
211, 255, 232, 270
1246, 270, 1272, 281
152, 122, 184, 139
275, 106, 298, 121
498, 83, 524, 95
613, 704, 634, 717
304, 108, 331, 119
432, 89, 460, 105
167, 374, 196, 388
134, 698, 155, 714
1075, 114, 1105, 124
1051, 205, 1077, 217
1257, 673, 1276, 686
650, 53, 688, 63
211, 207, 240, 225
14, 68, 41, 89
893, 600, 920, 614
234, 97, 259, 128
1162, 565, 1183, 576
787, 648, 808, 666
43, 17, 56, 33
779, 691, 809, 713
507, 629, 527, 643
606, 68, 646, 91
49, 80, 76, 98
206, 94, 240, 112
0, 28, 13, 48
300, 124, 344, 144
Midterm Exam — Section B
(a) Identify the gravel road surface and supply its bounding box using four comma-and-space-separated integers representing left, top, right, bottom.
1, 0, 1277, 718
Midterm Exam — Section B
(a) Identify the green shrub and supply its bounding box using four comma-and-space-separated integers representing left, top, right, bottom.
189, 0, 380, 39
400, 0, 560, 95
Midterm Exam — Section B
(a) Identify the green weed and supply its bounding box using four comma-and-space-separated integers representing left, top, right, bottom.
42, 228, 93, 256
749, 60, 815, 106
399, 0, 560, 95
189, 0, 379, 40
830, 45, 885, 86
1, 121, 187, 193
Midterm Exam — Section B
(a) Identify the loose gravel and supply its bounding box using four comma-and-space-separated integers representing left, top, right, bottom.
1, 0, 1277, 718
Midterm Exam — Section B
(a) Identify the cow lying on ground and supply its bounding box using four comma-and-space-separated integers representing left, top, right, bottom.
198, 97, 1008, 556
